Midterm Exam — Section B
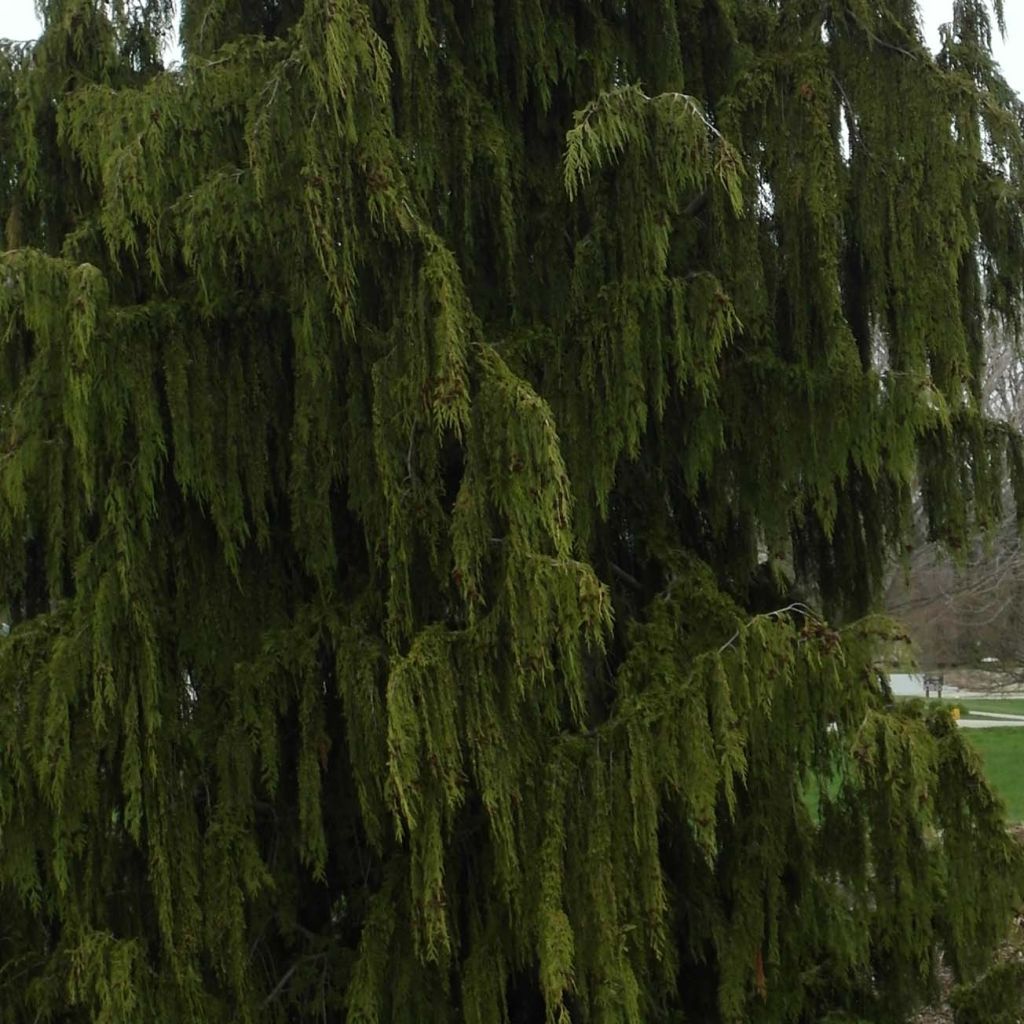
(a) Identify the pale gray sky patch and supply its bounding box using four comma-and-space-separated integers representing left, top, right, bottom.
0, 1, 41, 43
0, 1, 182, 62
918, 0, 1024, 94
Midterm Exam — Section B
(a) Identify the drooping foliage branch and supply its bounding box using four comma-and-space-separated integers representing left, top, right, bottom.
1, 1, 1024, 1021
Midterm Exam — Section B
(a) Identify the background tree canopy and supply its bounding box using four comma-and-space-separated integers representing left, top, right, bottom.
2, 0, 1024, 1021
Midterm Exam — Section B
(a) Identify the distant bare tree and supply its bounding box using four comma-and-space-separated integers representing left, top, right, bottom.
884, 323, 1024, 674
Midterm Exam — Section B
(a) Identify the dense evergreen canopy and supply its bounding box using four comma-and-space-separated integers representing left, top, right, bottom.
3, 0, 1024, 1020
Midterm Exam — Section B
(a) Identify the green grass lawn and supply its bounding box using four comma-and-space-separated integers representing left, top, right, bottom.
961, 728, 1024, 823
888, 698, 1024, 823
956, 698, 1024, 718
930, 699, 1024, 822
803, 723, 1024, 824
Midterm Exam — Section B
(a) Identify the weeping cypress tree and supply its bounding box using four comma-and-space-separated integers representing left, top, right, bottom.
2, 0, 1024, 1021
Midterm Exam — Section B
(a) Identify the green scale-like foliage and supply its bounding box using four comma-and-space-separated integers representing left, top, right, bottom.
2, 0, 1024, 1021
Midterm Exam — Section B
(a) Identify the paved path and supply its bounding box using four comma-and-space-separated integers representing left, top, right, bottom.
957, 709, 1024, 728
890, 675, 1024, 727
909, 693, 1024, 727
957, 718, 1024, 729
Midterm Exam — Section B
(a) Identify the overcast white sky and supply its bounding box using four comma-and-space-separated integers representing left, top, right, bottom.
919, 0, 1024, 94
0, 1, 1020, 91
0, 1, 41, 43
